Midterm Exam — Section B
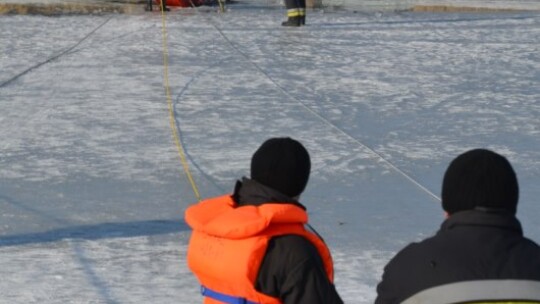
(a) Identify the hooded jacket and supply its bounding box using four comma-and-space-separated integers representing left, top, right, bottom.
185, 178, 343, 304
375, 209, 540, 304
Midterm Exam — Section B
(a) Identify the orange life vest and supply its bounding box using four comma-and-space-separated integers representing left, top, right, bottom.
185, 195, 335, 304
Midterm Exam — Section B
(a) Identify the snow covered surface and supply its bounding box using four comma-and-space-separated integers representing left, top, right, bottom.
320, 0, 540, 11
1, 4, 539, 303
411, 0, 540, 10
3, 0, 540, 11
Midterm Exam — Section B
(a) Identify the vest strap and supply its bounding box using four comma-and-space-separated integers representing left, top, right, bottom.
201, 286, 260, 304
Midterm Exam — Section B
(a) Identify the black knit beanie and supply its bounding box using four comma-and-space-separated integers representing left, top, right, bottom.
250, 137, 311, 198
442, 149, 519, 215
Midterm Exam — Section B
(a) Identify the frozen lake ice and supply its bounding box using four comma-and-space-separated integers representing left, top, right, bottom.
0, 5, 539, 303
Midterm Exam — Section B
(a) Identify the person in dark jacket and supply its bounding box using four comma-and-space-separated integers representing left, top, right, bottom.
186, 137, 343, 304
375, 149, 540, 304
145, 0, 169, 11
281, 0, 306, 27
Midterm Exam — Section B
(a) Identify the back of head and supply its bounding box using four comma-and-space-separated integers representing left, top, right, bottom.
250, 137, 311, 198
442, 149, 519, 215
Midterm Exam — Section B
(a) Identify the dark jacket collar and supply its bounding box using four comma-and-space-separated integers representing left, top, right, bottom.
440, 209, 523, 235
232, 177, 306, 210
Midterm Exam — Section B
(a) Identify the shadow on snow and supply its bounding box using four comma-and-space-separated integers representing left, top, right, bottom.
0, 219, 190, 247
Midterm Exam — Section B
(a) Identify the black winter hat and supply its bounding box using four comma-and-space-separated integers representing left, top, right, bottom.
250, 137, 311, 198
442, 149, 519, 215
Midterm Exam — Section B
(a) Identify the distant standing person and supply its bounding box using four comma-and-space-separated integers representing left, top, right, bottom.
282, 0, 306, 26
376, 149, 540, 304
145, 0, 169, 11
185, 137, 343, 304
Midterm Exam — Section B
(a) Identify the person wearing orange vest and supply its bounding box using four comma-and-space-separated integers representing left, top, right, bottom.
185, 137, 344, 304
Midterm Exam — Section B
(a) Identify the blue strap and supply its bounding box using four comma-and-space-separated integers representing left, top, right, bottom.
201, 286, 259, 304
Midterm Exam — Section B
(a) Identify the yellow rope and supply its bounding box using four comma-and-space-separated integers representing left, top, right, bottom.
217, 0, 225, 13
159, 2, 202, 202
